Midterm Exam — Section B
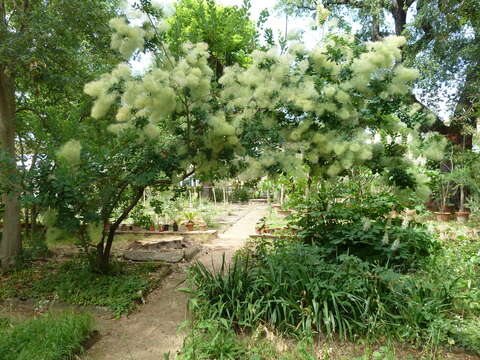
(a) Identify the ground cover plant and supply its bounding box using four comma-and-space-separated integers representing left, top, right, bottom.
185, 238, 480, 356
183, 180, 480, 357
0, 311, 94, 360
0, 257, 170, 316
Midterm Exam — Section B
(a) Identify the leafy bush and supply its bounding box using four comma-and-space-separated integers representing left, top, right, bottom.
186, 240, 480, 353
231, 187, 250, 203
130, 204, 154, 229
0, 311, 94, 360
292, 184, 438, 269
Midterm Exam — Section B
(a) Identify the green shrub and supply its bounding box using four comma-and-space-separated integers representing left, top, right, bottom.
0, 311, 94, 360
231, 187, 250, 203
186, 241, 479, 353
291, 186, 438, 269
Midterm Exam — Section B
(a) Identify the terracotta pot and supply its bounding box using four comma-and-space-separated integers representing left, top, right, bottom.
185, 221, 195, 231
455, 211, 470, 223
149, 225, 155, 231
434, 212, 451, 222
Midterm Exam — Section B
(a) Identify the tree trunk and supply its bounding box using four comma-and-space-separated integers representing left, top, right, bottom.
0, 67, 21, 270
372, 13, 381, 40
96, 187, 145, 273
391, 0, 408, 36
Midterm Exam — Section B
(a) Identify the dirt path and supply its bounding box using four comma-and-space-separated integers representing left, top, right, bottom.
83, 204, 267, 360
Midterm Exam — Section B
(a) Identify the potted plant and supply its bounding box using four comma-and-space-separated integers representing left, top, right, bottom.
433, 170, 453, 222
450, 167, 471, 222
449, 148, 478, 222
159, 213, 170, 231
255, 217, 267, 234
172, 221, 179, 232
182, 210, 198, 231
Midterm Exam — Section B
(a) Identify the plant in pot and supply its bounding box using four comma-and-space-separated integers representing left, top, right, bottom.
433, 170, 453, 222
449, 148, 479, 222
182, 210, 200, 231
131, 205, 155, 231
449, 167, 472, 223
159, 213, 171, 231
255, 216, 267, 234
170, 213, 183, 232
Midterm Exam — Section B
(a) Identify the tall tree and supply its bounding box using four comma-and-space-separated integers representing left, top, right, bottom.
411, 0, 480, 145
276, 0, 480, 144
166, 0, 258, 79
0, 0, 119, 269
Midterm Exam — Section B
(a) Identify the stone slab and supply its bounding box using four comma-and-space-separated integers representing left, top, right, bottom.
124, 249, 185, 263
117, 230, 217, 242
132, 237, 184, 250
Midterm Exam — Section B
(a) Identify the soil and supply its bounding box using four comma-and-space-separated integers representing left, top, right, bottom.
81, 203, 267, 360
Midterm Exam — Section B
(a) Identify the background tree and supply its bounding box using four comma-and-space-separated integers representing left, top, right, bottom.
165, 0, 259, 79
275, 0, 480, 145
0, 0, 120, 269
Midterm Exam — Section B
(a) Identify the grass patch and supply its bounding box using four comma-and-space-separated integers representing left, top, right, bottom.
0, 311, 94, 360
0, 257, 171, 316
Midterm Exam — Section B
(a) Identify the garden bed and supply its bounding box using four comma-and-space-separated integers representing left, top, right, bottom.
0, 258, 171, 317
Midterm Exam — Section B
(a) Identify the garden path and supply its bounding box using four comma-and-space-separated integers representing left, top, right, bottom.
83, 203, 267, 360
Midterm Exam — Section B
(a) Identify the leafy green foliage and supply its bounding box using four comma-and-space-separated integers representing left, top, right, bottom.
291, 182, 439, 269
166, 0, 258, 73
185, 231, 480, 353
0, 311, 94, 360
177, 320, 247, 359
131, 204, 155, 229
0, 258, 169, 316
177, 319, 318, 360
231, 187, 251, 203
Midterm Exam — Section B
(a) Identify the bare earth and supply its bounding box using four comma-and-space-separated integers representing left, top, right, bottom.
83, 204, 267, 360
